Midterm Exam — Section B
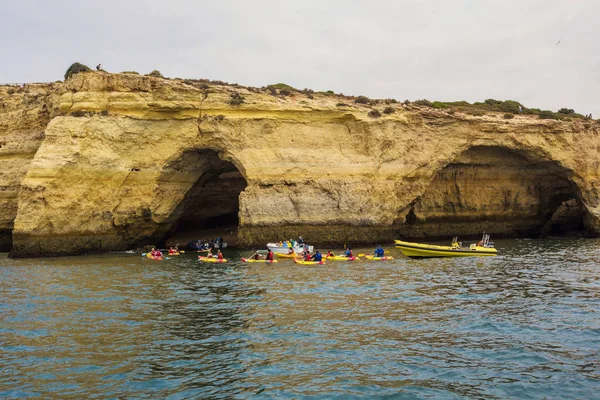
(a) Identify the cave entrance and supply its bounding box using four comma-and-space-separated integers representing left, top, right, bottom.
397, 146, 591, 240
161, 150, 247, 248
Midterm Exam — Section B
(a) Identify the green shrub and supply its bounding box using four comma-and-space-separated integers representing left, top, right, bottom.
503, 113, 515, 119
216, 115, 225, 121
384, 98, 398, 104
228, 92, 245, 106
147, 70, 163, 78
100, 110, 109, 116
268, 83, 296, 91
414, 99, 433, 107
7, 88, 15, 95
539, 110, 558, 119
279, 88, 292, 96
368, 110, 381, 118
383, 107, 395, 114
64, 62, 91, 80
484, 99, 502, 106
121, 71, 139, 75
523, 108, 541, 115
301, 88, 314, 95
307, 94, 314, 99
432, 101, 449, 109
336, 102, 348, 107
558, 108, 575, 114
355, 95, 370, 104
498, 100, 522, 114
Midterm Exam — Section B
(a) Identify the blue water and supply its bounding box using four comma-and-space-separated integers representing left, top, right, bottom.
1, 239, 599, 398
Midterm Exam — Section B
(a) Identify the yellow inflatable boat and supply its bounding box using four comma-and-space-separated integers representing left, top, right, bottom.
395, 234, 497, 259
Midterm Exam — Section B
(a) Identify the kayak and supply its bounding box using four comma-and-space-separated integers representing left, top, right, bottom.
294, 259, 325, 265
168, 252, 180, 256
146, 252, 164, 259
198, 256, 227, 263
242, 258, 278, 263
276, 253, 300, 258
325, 255, 358, 261
364, 255, 394, 261
395, 239, 497, 258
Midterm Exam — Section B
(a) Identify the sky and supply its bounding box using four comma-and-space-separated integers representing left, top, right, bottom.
2, 0, 599, 116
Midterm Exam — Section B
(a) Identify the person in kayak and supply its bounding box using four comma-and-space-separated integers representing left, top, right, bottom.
287, 247, 295, 256
252, 252, 262, 260
217, 250, 224, 260
298, 236, 304, 244
311, 250, 323, 262
168, 247, 177, 255
303, 250, 311, 261
206, 249, 214, 258
326, 250, 335, 259
344, 247, 353, 258
266, 249, 274, 261
374, 245, 385, 258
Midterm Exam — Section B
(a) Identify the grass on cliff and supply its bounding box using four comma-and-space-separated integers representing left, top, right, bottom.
413, 98, 590, 120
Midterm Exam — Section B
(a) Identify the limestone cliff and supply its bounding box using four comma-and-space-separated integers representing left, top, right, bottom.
1, 72, 599, 257
0, 83, 63, 251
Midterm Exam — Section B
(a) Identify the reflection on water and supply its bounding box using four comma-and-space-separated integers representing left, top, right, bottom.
1, 238, 599, 398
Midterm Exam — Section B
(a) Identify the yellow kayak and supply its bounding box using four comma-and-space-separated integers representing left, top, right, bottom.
325, 255, 358, 261
198, 256, 227, 263
167, 252, 180, 256
364, 255, 394, 261
395, 239, 497, 258
294, 259, 325, 265
242, 258, 278, 263
276, 253, 299, 258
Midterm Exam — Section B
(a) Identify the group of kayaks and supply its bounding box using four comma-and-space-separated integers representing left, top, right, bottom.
145, 234, 498, 262
195, 253, 395, 264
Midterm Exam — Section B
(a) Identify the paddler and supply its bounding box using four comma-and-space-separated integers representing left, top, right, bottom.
287, 247, 295, 256
252, 252, 262, 260
343, 247, 353, 258
168, 246, 177, 255
206, 248, 214, 258
326, 250, 335, 259
310, 250, 323, 262
266, 249, 274, 261
217, 250, 224, 260
303, 250, 311, 261
374, 245, 385, 258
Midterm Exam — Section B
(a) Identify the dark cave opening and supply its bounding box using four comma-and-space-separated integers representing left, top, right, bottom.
159, 150, 247, 247
397, 146, 591, 239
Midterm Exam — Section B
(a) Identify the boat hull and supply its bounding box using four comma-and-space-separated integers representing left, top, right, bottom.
395, 240, 497, 258
242, 258, 278, 263
267, 243, 314, 254
293, 259, 325, 265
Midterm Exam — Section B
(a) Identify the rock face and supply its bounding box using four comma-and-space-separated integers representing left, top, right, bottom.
1, 72, 599, 257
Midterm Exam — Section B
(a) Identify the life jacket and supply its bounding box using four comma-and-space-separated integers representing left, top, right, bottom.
266, 252, 274, 261
217, 252, 223, 259
304, 252, 311, 261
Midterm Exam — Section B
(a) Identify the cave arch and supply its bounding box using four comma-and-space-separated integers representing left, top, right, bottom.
153, 149, 247, 247
397, 146, 591, 239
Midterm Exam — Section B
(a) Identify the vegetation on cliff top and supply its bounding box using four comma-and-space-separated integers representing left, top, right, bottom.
64, 62, 91, 80
58, 67, 593, 121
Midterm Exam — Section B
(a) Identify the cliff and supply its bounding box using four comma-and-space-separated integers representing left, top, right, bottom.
1, 72, 599, 257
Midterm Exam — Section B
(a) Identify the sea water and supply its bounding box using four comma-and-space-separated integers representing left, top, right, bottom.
1, 238, 599, 398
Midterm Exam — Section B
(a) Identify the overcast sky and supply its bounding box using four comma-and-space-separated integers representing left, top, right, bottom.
2, 0, 599, 116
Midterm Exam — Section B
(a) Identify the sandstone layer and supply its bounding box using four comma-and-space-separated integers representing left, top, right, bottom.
1, 72, 599, 257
